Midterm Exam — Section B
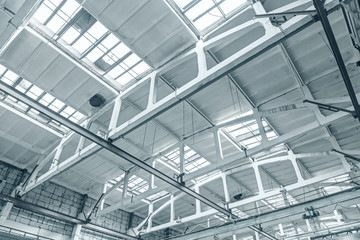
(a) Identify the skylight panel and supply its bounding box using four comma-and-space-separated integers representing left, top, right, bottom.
231, 207, 248, 218
31, 0, 152, 90
147, 191, 169, 201
4, 70, 18, 83
172, 0, 248, 33
159, 145, 211, 174
72, 36, 93, 54
0, 65, 6, 75
39, 93, 55, 106
117, 72, 135, 86
224, 117, 277, 150
218, 0, 246, 15
0, 64, 87, 134
61, 27, 80, 44
16, 79, 32, 93
49, 99, 65, 112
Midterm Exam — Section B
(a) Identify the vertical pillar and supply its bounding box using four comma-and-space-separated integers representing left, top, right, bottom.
288, 151, 305, 183
254, 165, 264, 194
278, 223, 284, 236
108, 95, 122, 131
180, 142, 185, 174
122, 171, 130, 204
76, 119, 91, 153
147, 72, 158, 108
71, 224, 82, 240
147, 203, 154, 231
214, 130, 223, 162
254, 109, 268, 145
148, 157, 154, 190
100, 182, 107, 210
195, 185, 201, 214
305, 219, 312, 232
151, 160, 156, 188
50, 138, 66, 170
170, 194, 175, 222
196, 40, 207, 77
222, 174, 230, 205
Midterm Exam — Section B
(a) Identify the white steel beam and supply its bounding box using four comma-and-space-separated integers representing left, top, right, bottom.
170, 187, 360, 240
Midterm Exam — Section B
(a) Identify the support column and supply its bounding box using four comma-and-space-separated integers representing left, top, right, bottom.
180, 142, 185, 174
254, 109, 268, 145
0, 190, 15, 224
71, 224, 82, 240
76, 119, 91, 153
196, 40, 207, 77
222, 174, 230, 205
254, 165, 264, 194
147, 203, 154, 231
100, 182, 107, 210
214, 129, 224, 162
148, 157, 154, 190
109, 95, 122, 131
147, 72, 158, 107
170, 194, 175, 222
288, 151, 305, 183
122, 171, 130, 204
50, 138, 66, 170
194, 185, 201, 214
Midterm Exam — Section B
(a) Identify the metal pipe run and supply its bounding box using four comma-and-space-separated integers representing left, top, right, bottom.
255, 10, 317, 18
332, 149, 360, 162
313, 0, 360, 121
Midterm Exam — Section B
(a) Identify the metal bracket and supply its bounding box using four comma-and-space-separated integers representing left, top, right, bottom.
303, 99, 357, 116
332, 149, 360, 162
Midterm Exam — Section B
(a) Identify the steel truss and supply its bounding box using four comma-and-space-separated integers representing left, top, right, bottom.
0, 0, 358, 239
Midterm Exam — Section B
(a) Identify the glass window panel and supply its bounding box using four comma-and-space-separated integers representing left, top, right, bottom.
219, 0, 246, 15
87, 22, 108, 40
83, 32, 97, 44
4, 70, 18, 82
41, 93, 55, 105
59, 0, 80, 17
174, 0, 193, 9
101, 34, 119, 50
49, 0, 62, 7
16, 79, 32, 92
193, 8, 222, 31
185, 0, 214, 20
62, 106, 75, 115
72, 36, 93, 53
111, 42, 130, 58
119, 62, 129, 70
102, 55, 116, 65
46, 14, 66, 33
123, 54, 141, 67
72, 111, 85, 120
87, 47, 105, 62
0, 65, 6, 75
117, 72, 134, 85
33, 4, 53, 24
108, 66, 125, 79
49, 99, 65, 111
61, 27, 80, 44
132, 61, 150, 75
29, 85, 43, 96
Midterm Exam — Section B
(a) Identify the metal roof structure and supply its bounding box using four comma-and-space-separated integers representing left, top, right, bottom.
0, 0, 360, 239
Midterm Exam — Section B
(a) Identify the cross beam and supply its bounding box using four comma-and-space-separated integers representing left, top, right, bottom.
0, 79, 277, 240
